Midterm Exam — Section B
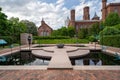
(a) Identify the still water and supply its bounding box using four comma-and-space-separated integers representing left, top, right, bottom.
0, 51, 120, 66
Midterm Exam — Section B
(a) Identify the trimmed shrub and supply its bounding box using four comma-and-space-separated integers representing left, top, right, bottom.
100, 35, 120, 47
33, 36, 70, 40
88, 36, 97, 42
100, 27, 120, 36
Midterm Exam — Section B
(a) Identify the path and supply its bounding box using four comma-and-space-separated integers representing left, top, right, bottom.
48, 48, 73, 69
32, 46, 89, 69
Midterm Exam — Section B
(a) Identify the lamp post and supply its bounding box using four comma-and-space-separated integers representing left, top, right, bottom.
28, 35, 31, 50
100, 25, 104, 49
94, 34, 97, 50
19, 28, 22, 64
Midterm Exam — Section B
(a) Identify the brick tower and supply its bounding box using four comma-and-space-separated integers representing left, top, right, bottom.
71, 9, 75, 21
102, 0, 107, 21
83, 6, 90, 20
69, 9, 75, 27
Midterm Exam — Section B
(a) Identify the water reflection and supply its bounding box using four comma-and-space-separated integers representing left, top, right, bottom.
0, 51, 50, 65
71, 52, 120, 65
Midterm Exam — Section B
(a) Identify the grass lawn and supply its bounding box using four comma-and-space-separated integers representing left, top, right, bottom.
36, 39, 89, 44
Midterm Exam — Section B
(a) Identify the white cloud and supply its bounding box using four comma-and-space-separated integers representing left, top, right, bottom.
74, 0, 102, 20
0, 0, 69, 30
56, 0, 64, 4
0, 0, 119, 30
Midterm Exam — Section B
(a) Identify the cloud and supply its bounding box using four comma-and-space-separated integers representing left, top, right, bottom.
0, 0, 119, 30
0, 0, 70, 30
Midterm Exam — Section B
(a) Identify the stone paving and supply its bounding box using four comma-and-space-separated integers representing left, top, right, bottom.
0, 44, 120, 80
0, 70, 120, 80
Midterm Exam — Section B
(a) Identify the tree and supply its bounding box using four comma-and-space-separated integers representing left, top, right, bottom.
21, 20, 38, 36
0, 7, 8, 36
114, 24, 120, 31
52, 26, 75, 37
100, 27, 120, 36
51, 30, 59, 36
104, 12, 120, 26
78, 28, 88, 39
89, 23, 101, 36
8, 17, 27, 42
67, 27, 75, 37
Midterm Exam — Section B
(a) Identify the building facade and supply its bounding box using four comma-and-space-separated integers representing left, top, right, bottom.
38, 19, 53, 36
68, 0, 120, 31
102, 0, 120, 21
68, 7, 100, 32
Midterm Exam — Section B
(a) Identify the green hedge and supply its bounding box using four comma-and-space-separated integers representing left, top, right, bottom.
100, 35, 120, 47
37, 39, 89, 44
33, 36, 70, 40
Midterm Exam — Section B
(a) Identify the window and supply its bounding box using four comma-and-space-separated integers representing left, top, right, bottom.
114, 7, 118, 13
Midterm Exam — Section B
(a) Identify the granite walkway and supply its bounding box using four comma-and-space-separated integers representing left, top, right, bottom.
48, 48, 72, 69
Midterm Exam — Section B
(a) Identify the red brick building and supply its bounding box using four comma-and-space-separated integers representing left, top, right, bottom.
68, 7, 100, 32
102, 0, 120, 21
38, 19, 53, 36
68, 0, 120, 31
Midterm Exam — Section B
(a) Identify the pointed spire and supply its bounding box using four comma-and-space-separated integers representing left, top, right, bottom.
94, 12, 98, 17
67, 16, 70, 20
92, 12, 100, 20
42, 18, 44, 21
41, 18, 45, 25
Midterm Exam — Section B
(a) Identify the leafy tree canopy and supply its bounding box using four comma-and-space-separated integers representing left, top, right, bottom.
100, 27, 120, 36
51, 26, 75, 37
21, 20, 38, 36
0, 7, 8, 36
104, 12, 120, 26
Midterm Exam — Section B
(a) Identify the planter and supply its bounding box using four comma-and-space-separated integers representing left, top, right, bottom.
57, 44, 64, 48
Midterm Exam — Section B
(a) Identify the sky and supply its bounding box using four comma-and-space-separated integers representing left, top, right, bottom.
0, 0, 120, 30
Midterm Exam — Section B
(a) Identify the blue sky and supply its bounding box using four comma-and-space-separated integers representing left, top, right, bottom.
0, 0, 120, 29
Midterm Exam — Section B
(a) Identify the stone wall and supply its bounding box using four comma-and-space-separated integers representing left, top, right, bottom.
20, 33, 32, 45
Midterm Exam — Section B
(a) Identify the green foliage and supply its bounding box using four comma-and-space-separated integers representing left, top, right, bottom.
78, 28, 88, 39
21, 20, 38, 36
0, 7, 38, 44
67, 27, 75, 37
88, 35, 97, 42
36, 39, 89, 44
33, 36, 70, 40
52, 27, 67, 36
51, 26, 75, 37
60, 27, 68, 36
100, 27, 120, 36
51, 30, 59, 36
89, 23, 101, 35
100, 35, 120, 47
0, 7, 8, 36
78, 23, 101, 40
114, 24, 120, 31
104, 12, 120, 26
8, 17, 27, 42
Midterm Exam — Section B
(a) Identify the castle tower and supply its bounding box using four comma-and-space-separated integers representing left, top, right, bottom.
71, 9, 75, 21
102, 0, 107, 21
83, 6, 90, 20
70, 9, 75, 27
